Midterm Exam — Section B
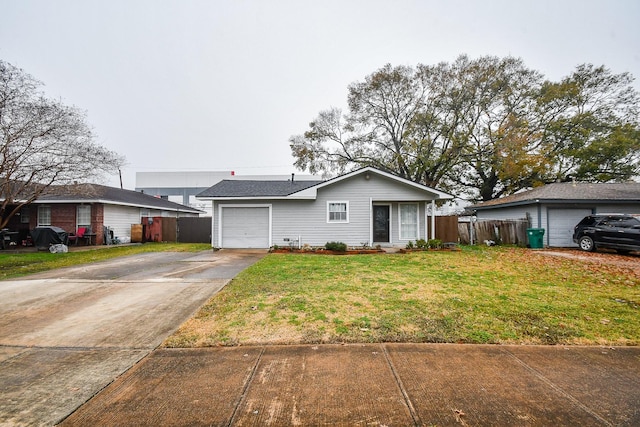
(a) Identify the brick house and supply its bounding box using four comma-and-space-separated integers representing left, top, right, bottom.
3, 183, 202, 246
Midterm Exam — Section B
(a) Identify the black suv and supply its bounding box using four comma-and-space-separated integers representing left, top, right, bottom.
573, 214, 640, 253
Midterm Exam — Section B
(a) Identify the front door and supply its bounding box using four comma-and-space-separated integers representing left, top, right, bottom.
373, 205, 390, 242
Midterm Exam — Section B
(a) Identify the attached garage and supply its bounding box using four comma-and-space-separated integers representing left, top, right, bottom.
547, 208, 593, 247
219, 205, 271, 248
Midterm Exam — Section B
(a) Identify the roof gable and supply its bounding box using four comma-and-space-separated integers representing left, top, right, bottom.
304, 167, 454, 200
196, 167, 454, 200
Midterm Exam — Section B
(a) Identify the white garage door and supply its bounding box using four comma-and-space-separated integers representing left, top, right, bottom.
547, 208, 593, 247
221, 207, 270, 248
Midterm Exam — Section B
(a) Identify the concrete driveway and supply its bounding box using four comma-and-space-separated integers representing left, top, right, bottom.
0, 249, 266, 426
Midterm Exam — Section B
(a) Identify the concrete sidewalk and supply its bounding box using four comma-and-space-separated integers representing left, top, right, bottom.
61, 343, 640, 426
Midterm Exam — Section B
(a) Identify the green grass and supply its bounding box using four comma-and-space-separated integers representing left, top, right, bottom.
0, 243, 211, 279
166, 246, 640, 347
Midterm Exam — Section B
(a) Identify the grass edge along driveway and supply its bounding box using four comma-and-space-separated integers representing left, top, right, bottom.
166, 246, 639, 347
0, 243, 212, 280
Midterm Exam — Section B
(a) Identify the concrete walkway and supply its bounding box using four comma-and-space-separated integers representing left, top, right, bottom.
60, 343, 640, 426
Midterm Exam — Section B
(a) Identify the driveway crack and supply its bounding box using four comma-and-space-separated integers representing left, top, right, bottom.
227, 346, 265, 426
381, 343, 421, 426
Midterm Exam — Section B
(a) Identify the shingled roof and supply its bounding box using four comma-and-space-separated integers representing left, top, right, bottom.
471, 182, 640, 210
197, 179, 324, 198
34, 183, 202, 213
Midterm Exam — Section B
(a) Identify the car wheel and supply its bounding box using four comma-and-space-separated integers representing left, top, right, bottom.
579, 236, 595, 252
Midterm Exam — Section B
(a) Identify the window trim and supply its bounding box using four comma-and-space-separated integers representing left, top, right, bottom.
327, 201, 349, 223
37, 205, 51, 226
20, 207, 30, 224
76, 205, 91, 229
398, 202, 419, 240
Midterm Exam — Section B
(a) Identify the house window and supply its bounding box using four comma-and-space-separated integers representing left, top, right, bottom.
20, 207, 30, 224
327, 201, 349, 223
399, 203, 419, 240
37, 206, 51, 226
77, 205, 91, 229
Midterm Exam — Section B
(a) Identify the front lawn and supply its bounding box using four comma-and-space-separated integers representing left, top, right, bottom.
165, 246, 639, 347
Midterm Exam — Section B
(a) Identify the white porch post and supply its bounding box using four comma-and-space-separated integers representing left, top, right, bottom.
424, 201, 429, 241
431, 200, 436, 240
369, 197, 373, 246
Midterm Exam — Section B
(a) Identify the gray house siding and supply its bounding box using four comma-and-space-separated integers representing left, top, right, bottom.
273, 175, 436, 246
210, 172, 444, 248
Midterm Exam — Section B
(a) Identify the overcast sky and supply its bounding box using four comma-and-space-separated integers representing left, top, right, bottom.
2, 0, 639, 189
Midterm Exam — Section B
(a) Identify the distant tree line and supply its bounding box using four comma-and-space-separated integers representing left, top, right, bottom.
289, 55, 640, 201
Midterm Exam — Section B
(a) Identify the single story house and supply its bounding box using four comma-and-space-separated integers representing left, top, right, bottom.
3, 183, 202, 245
197, 167, 454, 249
469, 182, 640, 247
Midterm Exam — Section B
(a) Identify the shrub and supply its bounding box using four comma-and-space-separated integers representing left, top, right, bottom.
405, 241, 414, 249
415, 239, 428, 249
325, 241, 347, 252
427, 239, 443, 249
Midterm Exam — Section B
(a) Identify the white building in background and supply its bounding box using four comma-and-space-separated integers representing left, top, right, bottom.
135, 171, 320, 216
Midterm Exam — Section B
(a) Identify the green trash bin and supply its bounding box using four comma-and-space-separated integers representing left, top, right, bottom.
526, 228, 545, 249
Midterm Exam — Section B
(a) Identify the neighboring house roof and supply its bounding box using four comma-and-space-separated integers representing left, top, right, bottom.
31, 183, 203, 214
471, 182, 640, 210
197, 167, 454, 201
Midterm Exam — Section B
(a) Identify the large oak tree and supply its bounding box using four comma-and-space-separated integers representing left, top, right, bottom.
290, 55, 640, 202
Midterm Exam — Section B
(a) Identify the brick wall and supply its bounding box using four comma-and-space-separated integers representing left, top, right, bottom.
35, 204, 105, 245
51, 205, 77, 234
4, 203, 107, 246
93, 204, 104, 245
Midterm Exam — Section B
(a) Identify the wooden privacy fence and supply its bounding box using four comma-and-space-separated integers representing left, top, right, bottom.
177, 217, 212, 243
458, 219, 529, 246
428, 215, 460, 243
138, 217, 212, 243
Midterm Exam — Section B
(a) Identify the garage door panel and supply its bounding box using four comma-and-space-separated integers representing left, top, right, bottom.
221, 207, 270, 248
548, 208, 592, 247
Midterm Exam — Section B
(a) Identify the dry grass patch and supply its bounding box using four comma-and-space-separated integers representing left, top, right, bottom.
165, 246, 640, 347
